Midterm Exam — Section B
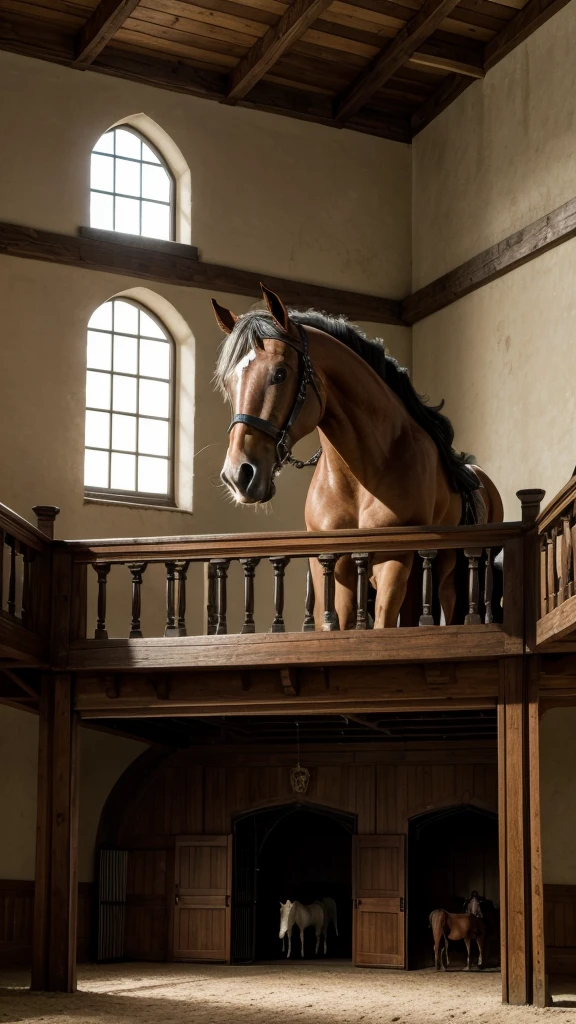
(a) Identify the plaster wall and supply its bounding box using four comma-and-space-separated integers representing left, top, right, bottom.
411, 1, 576, 517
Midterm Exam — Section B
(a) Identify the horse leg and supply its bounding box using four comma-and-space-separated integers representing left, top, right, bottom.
477, 934, 484, 968
287, 931, 291, 958
300, 927, 305, 958
444, 937, 450, 967
371, 554, 414, 628
464, 937, 471, 971
315, 928, 320, 955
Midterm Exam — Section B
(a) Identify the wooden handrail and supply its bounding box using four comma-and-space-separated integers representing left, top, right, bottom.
0, 502, 51, 551
63, 521, 523, 564
537, 475, 576, 533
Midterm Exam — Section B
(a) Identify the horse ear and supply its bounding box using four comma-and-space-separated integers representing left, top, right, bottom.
260, 282, 290, 333
211, 298, 238, 334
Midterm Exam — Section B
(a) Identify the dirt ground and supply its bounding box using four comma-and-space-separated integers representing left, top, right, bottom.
1, 963, 576, 1024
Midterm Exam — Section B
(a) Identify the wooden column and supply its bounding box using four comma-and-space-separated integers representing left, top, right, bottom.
528, 657, 547, 1008
32, 673, 79, 992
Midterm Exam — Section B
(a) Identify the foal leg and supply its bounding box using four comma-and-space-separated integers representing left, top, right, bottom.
372, 554, 414, 628
444, 937, 450, 967
477, 935, 484, 968
464, 937, 471, 971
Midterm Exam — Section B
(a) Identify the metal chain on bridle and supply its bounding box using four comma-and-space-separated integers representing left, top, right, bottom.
228, 322, 323, 473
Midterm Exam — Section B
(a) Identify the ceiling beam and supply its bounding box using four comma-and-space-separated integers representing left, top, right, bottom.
484, 0, 574, 71
335, 0, 463, 122
227, 0, 333, 102
1, 667, 39, 698
74, 0, 143, 67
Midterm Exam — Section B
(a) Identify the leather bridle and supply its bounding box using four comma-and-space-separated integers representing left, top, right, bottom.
228, 323, 323, 471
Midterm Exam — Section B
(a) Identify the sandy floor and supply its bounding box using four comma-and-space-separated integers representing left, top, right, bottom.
1, 963, 576, 1024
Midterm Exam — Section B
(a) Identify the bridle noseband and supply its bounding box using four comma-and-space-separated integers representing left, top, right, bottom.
228, 323, 323, 471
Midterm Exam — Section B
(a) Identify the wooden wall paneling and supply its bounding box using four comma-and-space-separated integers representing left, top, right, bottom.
204, 767, 228, 834
352, 835, 405, 967
544, 885, 576, 975
125, 848, 169, 960
0, 880, 34, 965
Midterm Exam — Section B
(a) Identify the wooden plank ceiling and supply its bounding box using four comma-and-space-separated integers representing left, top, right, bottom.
0, 0, 570, 141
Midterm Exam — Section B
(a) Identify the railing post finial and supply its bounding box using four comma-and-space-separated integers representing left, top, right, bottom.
516, 489, 546, 526
32, 505, 60, 540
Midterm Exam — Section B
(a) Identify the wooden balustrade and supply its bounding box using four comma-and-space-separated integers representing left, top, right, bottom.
0, 502, 53, 664
536, 476, 576, 646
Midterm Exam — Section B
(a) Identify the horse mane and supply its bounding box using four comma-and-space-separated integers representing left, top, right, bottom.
214, 308, 479, 498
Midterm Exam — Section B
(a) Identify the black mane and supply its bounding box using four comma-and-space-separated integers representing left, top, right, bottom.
215, 308, 479, 497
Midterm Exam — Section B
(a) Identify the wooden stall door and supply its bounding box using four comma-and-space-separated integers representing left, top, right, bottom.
353, 835, 405, 968
173, 836, 232, 962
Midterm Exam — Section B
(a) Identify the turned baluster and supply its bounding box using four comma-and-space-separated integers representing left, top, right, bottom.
352, 553, 370, 630
546, 528, 556, 612
205, 562, 218, 635
318, 553, 339, 631
539, 536, 548, 619
302, 564, 316, 632
270, 556, 290, 633
164, 561, 177, 637
127, 562, 147, 638
7, 535, 16, 617
93, 563, 111, 639
212, 559, 230, 635
0, 530, 4, 612
418, 549, 437, 626
175, 561, 189, 636
464, 548, 483, 625
240, 558, 260, 634
21, 545, 35, 629
484, 548, 494, 624
558, 516, 572, 604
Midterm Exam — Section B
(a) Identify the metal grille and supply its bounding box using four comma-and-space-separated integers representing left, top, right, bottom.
98, 848, 128, 962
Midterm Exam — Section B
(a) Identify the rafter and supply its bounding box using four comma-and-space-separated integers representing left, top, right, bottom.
74, 0, 142, 67
227, 0, 333, 102
335, 0, 462, 122
484, 0, 573, 70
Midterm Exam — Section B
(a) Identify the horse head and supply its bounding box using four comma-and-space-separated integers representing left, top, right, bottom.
212, 285, 324, 504
465, 891, 483, 918
279, 899, 293, 939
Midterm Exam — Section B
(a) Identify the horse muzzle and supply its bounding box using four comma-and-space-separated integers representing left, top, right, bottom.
221, 458, 276, 504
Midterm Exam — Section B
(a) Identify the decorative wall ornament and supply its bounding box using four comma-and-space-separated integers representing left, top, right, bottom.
289, 720, 310, 794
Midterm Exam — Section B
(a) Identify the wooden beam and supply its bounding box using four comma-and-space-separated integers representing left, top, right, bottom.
1, 667, 39, 698
74, 0, 142, 67
527, 659, 547, 1007
402, 193, 576, 324
227, 0, 333, 102
484, 0, 574, 71
0, 222, 404, 327
335, 0, 462, 122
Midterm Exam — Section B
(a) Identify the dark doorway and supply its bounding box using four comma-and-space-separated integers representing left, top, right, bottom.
408, 805, 500, 969
232, 803, 354, 964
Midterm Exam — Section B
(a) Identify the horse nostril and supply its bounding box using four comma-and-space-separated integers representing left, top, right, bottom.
237, 462, 256, 493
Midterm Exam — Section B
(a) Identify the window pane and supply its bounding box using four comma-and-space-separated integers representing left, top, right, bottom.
91, 153, 114, 193
113, 335, 138, 375
111, 452, 136, 491
114, 128, 141, 160
87, 330, 112, 371
115, 157, 141, 198
141, 201, 170, 240
93, 131, 115, 155
88, 302, 112, 331
139, 417, 169, 456
90, 191, 113, 230
86, 370, 111, 410
85, 410, 110, 449
140, 338, 170, 380
141, 141, 161, 165
138, 455, 168, 494
85, 449, 109, 488
139, 310, 166, 340
139, 378, 169, 417
113, 300, 139, 336
112, 413, 136, 453
113, 374, 137, 413
141, 163, 170, 203
115, 196, 140, 234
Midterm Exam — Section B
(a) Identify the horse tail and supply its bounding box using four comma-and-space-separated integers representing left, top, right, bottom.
322, 897, 338, 935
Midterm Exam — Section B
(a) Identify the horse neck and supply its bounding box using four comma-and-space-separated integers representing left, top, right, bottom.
308, 329, 414, 481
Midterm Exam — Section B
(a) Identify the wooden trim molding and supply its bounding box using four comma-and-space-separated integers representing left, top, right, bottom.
402, 193, 576, 325
0, 879, 93, 966
0, 222, 404, 326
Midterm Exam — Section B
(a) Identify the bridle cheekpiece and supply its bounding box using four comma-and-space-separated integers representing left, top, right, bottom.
228, 323, 322, 472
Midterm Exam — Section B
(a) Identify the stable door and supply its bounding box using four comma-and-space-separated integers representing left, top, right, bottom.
173, 835, 232, 962
352, 835, 405, 967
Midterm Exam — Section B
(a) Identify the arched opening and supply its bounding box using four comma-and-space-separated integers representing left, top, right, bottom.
232, 802, 355, 964
407, 804, 500, 970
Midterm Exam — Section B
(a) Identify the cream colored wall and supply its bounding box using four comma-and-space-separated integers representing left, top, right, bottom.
412, 2, 576, 518
0, 706, 145, 882
540, 708, 576, 884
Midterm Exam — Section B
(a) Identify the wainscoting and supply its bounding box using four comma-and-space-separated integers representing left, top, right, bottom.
0, 880, 93, 966
545, 884, 576, 975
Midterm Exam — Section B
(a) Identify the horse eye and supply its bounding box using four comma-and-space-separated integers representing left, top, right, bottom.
271, 367, 287, 385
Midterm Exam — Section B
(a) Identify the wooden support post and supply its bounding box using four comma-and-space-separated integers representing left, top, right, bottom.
32, 673, 79, 992
527, 657, 547, 1007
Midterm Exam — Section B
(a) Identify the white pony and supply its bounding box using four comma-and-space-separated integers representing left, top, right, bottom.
279, 898, 338, 958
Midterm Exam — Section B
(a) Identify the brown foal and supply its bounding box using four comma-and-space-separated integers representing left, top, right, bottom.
213, 284, 503, 629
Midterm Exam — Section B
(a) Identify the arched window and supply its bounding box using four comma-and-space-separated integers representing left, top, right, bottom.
90, 126, 174, 240
84, 298, 175, 505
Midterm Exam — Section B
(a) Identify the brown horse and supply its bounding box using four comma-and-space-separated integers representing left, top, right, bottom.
212, 284, 503, 629
430, 903, 486, 971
